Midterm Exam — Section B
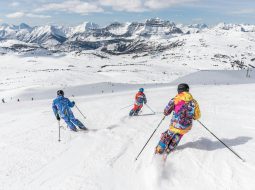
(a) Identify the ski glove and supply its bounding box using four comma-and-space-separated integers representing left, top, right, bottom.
56, 114, 60, 121
72, 101, 75, 105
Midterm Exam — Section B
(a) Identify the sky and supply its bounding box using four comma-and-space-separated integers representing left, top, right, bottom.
0, 0, 255, 27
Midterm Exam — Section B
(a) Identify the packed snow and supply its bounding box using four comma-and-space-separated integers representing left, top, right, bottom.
0, 52, 255, 190
0, 83, 255, 190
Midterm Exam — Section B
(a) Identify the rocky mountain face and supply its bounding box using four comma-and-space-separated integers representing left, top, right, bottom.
0, 18, 254, 55
0, 18, 187, 54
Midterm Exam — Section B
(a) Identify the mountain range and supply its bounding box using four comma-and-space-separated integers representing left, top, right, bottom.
0, 18, 255, 55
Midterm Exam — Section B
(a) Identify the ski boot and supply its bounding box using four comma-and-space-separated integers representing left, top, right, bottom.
155, 131, 173, 154
155, 141, 166, 154
69, 127, 77, 132
76, 119, 87, 130
133, 109, 141, 116
129, 109, 135, 116
79, 126, 88, 130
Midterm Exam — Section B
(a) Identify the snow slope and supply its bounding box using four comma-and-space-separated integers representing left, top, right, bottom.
171, 70, 255, 85
0, 53, 193, 92
0, 71, 255, 190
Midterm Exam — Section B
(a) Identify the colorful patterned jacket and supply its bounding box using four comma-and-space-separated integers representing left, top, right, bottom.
164, 92, 201, 135
135, 92, 147, 106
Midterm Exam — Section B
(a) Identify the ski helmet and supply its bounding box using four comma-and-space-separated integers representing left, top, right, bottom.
139, 88, 144, 92
177, 83, 189, 93
57, 90, 64, 96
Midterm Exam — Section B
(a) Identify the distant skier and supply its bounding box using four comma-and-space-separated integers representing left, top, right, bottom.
2, 98, 5, 103
155, 83, 201, 156
129, 88, 147, 116
52, 90, 87, 132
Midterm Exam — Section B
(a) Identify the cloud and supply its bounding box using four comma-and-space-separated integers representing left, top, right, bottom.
6, 12, 25, 18
6, 11, 51, 19
26, 13, 51, 18
99, 0, 146, 12
10, 2, 20, 7
33, 0, 198, 14
99, 0, 197, 12
144, 0, 197, 10
35, 0, 103, 14
0, 18, 3, 22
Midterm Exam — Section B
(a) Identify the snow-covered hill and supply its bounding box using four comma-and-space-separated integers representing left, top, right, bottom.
0, 74, 255, 190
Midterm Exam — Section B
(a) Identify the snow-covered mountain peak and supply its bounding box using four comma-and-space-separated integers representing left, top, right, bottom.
0, 23, 31, 31
0, 19, 255, 55
213, 22, 255, 32
18, 23, 32, 30
145, 17, 175, 27
0, 23, 10, 30
29, 25, 60, 38
188, 23, 208, 29
106, 22, 131, 35
72, 22, 99, 33
214, 22, 245, 32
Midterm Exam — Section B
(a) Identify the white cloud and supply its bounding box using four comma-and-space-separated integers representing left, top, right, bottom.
35, 0, 103, 14
6, 12, 25, 18
26, 13, 51, 18
144, 0, 197, 10
0, 18, 3, 22
99, 0, 146, 12
10, 2, 20, 7
33, 0, 198, 14
99, 0, 197, 12
6, 11, 51, 19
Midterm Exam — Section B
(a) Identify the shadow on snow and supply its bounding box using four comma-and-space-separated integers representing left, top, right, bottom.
177, 136, 252, 151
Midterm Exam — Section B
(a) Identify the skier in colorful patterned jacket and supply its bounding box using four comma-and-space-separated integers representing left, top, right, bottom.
155, 83, 201, 154
52, 90, 86, 132
129, 88, 147, 116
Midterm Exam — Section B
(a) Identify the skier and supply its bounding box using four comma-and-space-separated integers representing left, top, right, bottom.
155, 83, 201, 155
52, 90, 86, 132
2, 98, 5, 103
129, 88, 147, 116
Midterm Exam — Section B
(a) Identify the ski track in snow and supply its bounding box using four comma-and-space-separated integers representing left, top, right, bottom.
0, 87, 254, 190
0, 59, 255, 189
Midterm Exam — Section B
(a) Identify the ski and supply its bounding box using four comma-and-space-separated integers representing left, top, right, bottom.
162, 150, 172, 162
78, 127, 88, 131
136, 113, 156, 116
60, 125, 88, 132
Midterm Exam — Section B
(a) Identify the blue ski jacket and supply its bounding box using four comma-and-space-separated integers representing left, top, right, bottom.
52, 95, 75, 118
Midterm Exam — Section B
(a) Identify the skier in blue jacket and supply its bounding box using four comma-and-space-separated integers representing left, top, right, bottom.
52, 90, 86, 132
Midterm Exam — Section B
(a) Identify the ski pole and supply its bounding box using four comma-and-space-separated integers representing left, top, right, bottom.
75, 105, 87, 119
120, 104, 133, 110
197, 120, 245, 162
154, 112, 164, 114
135, 116, 166, 161
71, 95, 87, 119
58, 120, 61, 142
145, 104, 155, 114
